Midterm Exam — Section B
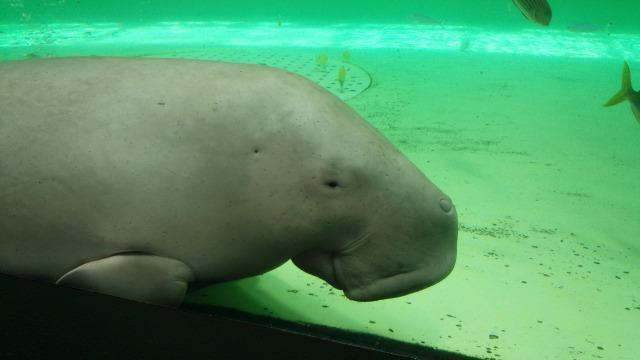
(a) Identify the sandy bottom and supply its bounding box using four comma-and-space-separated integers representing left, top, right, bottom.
183, 47, 639, 360
5, 44, 638, 359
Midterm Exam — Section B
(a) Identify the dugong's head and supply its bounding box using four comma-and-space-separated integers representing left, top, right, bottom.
285, 87, 458, 302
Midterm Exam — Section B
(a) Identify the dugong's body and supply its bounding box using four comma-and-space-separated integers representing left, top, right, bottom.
0, 57, 457, 305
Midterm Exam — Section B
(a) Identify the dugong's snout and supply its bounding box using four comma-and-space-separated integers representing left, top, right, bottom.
339, 193, 458, 302
293, 189, 458, 302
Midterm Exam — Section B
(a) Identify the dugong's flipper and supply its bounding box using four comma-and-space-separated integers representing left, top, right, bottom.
56, 254, 194, 306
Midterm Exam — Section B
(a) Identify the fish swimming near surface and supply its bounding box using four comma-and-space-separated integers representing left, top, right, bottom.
567, 22, 612, 34
407, 13, 443, 25
512, 0, 553, 26
604, 61, 640, 123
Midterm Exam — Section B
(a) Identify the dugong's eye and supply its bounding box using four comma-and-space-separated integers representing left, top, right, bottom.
325, 180, 339, 188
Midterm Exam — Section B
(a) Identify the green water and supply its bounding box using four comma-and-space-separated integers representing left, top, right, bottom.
1, 1, 639, 359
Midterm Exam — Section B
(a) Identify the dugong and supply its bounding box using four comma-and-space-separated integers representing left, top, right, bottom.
0, 57, 457, 306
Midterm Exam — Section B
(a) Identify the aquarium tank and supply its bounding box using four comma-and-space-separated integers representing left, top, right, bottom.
1, 1, 639, 359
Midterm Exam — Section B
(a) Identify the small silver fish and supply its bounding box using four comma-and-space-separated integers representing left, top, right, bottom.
512, 0, 552, 26
407, 13, 442, 25
604, 61, 640, 123
567, 22, 612, 34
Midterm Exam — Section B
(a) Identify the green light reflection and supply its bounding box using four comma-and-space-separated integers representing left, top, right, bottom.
0, 21, 638, 60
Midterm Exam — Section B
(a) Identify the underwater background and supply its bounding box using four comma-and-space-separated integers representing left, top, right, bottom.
1, 1, 639, 359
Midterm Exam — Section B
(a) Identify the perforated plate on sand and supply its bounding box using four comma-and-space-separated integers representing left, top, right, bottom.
147, 48, 372, 101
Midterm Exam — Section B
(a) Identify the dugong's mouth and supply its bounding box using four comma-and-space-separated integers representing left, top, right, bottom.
340, 270, 428, 301
295, 251, 449, 301
332, 254, 454, 302
294, 247, 452, 302
291, 251, 344, 290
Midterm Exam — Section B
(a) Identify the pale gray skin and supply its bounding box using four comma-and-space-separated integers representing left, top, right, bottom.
0, 57, 457, 306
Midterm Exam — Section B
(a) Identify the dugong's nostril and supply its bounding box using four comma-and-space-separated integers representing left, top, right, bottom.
439, 197, 453, 213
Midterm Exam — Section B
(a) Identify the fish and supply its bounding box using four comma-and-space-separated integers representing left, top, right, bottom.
337, 66, 347, 92
407, 13, 442, 25
604, 61, 640, 123
567, 22, 612, 34
512, 0, 553, 26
